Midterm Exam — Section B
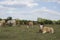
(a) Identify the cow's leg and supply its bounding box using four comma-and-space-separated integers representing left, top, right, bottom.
42, 31, 46, 34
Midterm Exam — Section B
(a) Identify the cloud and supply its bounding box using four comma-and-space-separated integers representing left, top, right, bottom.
0, 0, 38, 8
36, 0, 60, 4
0, 5, 18, 18
0, 5, 16, 14
33, 7, 60, 15
30, 7, 60, 20
0, 6, 60, 20
58, 1, 60, 4
0, 0, 60, 21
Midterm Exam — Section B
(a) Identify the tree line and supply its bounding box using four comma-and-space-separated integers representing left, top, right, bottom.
0, 17, 60, 25
37, 18, 60, 24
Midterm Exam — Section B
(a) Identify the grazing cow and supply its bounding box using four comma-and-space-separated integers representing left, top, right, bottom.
27, 21, 33, 28
7, 19, 16, 26
0, 22, 2, 26
29, 21, 33, 26
39, 25, 54, 34
16, 19, 20, 26
0, 19, 5, 26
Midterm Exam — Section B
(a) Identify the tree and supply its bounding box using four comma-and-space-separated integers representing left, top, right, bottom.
56, 20, 60, 24
7, 17, 12, 20
16, 19, 20, 25
33, 21, 38, 25
37, 18, 45, 24
44, 20, 53, 24
37, 18, 53, 24
0, 18, 2, 21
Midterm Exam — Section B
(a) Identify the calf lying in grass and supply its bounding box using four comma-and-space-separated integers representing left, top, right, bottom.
39, 25, 54, 34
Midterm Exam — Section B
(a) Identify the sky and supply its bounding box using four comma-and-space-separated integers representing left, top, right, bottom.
0, 0, 60, 21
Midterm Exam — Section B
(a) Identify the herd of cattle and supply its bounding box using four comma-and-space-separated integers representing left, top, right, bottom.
0, 19, 54, 34
0, 19, 33, 27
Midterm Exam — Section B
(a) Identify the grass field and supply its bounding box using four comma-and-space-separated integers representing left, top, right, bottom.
0, 24, 60, 40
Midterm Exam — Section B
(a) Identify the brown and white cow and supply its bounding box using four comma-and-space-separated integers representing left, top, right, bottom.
39, 25, 54, 34
27, 21, 33, 28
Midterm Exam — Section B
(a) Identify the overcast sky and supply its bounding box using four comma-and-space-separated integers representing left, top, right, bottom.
0, 0, 60, 21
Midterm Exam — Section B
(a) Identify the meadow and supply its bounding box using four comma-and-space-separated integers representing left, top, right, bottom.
0, 24, 60, 40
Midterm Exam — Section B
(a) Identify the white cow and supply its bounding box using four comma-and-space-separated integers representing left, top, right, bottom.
7, 19, 16, 26
0, 20, 5, 26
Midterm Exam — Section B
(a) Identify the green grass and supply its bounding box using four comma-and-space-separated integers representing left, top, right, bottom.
0, 25, 60, 40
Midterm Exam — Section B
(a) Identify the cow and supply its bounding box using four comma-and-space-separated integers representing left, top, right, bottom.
39, 24, 54, 34
27, 21, 33, 29
6, 19, 16, 26
0, 19, 5, 26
